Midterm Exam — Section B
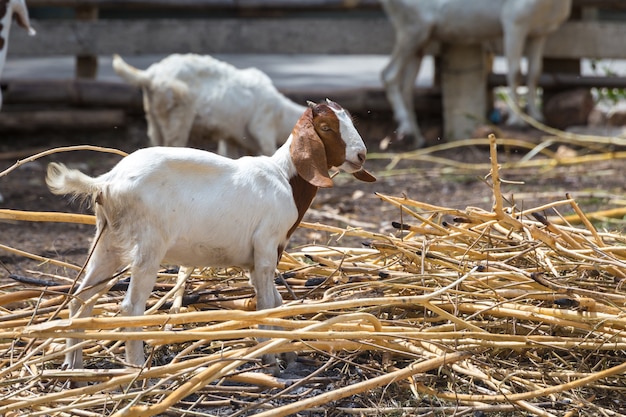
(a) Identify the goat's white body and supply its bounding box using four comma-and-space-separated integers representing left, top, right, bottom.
46, 100, 372, 371
50, 146, 298, 369
91, 147, 297, 269
0, 0, 35, 110
381, 0, 572, 146
113, 54, 306, 157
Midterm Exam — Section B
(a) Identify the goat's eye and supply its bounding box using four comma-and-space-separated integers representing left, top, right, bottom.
320, 124, 331, 132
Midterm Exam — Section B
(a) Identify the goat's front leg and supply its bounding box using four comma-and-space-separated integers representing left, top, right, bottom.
503, 25, 529, 126
250, 243, 285, 373
525, 36, 548, 122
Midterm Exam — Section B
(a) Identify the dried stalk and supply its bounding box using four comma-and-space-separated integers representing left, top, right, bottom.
0, 140, 624, 415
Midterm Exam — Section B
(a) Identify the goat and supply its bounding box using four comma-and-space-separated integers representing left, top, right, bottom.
0, 0, 35, 110
380, 0, 572, 147
112, 53, 307, 158
46, 99, 376, 372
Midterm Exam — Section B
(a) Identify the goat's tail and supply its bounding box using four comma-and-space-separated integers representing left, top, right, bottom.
112, 54, 151, 88
46, 163, 102, 205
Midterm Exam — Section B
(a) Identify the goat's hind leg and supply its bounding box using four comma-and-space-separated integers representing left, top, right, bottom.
399, 54, 425, 147
502, 25, 529, 126
524, 36, 548, 122
65, 240, 123, 370
120, 257, 162, 368
381, 29, 430, 147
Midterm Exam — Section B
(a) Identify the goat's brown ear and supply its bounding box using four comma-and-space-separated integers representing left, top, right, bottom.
291, 118, 334, 188
353, 169, 376, 182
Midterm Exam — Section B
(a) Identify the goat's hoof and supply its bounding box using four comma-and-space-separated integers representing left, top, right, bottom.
278, 351, 297, 368
262, 352, 298, 376
68, 379, 88, 389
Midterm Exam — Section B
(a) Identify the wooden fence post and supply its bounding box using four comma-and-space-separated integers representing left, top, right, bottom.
75, 4, 99, 79
441, 43, 487, 140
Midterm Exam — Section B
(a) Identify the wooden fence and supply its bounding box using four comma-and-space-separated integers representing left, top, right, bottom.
9, 0, 626, 61
2, 0, 626, 132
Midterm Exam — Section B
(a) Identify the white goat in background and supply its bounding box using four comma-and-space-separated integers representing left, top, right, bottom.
46, 100, 376, 372
0, 0, 36, 110
113, 53, 307, 158
380, 0, 572, 147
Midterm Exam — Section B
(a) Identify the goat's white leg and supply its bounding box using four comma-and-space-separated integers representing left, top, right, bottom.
65, 240, 123, 369
250, 242, 284, 372
169, 266, 193, 314
251, 264, 285, 373
252, 269, 282, 311
503, 26, 528, 126
120, 258, 162, 367
399, 55, 424, 146
525, 36, 547, 122
382, 29, 431, 147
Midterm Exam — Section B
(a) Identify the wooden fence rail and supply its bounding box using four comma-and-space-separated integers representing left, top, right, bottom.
8, 0, 626, 59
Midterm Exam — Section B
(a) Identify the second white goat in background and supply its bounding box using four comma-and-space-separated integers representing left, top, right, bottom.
113, 53, 306, 158
380, 0, 572, 147
46, 99, 376, 373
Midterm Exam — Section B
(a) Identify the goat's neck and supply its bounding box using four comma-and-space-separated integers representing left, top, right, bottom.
271, 135, 298, 179
271, 136, 318, 239
286, 174, 317, 238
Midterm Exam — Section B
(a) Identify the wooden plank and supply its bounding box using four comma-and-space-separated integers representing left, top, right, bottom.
8, 19, 626, 59
22, 0, 626, 10
544, 22, 626, 59
0, 109, 126, 130
488, 73, 626, 89
25, 0, 379, 9
7, 17, 396, 56
0, 79, 441, 115
572, 0, 626, 9
2, 79, 142, 108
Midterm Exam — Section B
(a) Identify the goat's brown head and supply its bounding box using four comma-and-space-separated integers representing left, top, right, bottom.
291, 99, 375, 188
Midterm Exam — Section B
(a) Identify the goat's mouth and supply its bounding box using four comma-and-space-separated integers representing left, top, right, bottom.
341, 160, 364, 173
339, 161, 376, 182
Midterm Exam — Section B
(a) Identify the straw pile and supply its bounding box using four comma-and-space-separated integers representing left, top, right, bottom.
0, 135, 625, 417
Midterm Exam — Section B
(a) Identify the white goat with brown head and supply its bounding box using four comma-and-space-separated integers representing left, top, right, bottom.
0, 0, 35, 110
46, 99, 375, 372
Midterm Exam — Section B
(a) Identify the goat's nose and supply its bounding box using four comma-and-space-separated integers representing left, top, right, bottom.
357, 152, 366, 164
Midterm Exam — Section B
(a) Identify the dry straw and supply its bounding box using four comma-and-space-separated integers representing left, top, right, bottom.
0, 135, 625, 416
